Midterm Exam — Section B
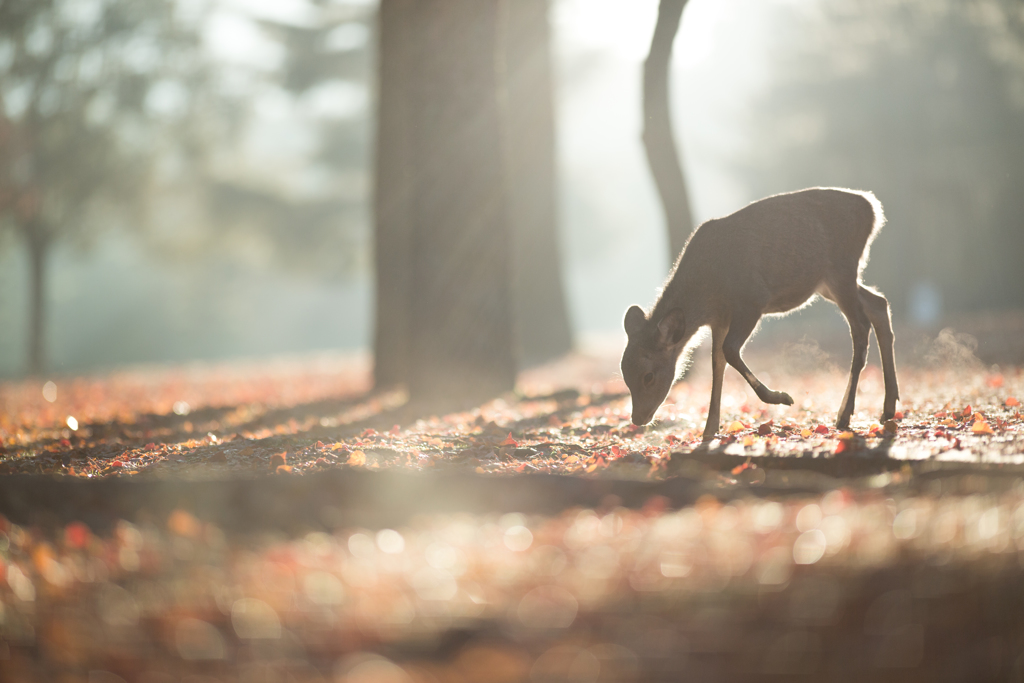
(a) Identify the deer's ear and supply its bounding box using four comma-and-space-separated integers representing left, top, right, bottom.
656, 309, 686, 347
624, 305, 647, 337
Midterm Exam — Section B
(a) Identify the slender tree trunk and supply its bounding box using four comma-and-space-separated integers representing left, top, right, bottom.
502, 0, 573, 367
372, 0, 416, 389
405, 0, 516, 402
26, 226, 49, 376
643, 0, 694, 264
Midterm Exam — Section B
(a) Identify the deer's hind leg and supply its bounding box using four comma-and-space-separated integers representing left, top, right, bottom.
823, 280, 872, 430
859, 285, 899, 421
722, 306, 795, 407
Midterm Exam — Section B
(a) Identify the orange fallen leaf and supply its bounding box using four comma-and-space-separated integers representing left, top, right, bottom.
348, 450, 366, 467
500, 433, 519, 447
962, 405, 972, 417
1006, 397, 1020, 407
168, 509, 201, 538
800, 429, 812, 438
894, 411, 904, 420
726, 420, 745, 434
971, 420, 994, 435
276, 465, 293, 474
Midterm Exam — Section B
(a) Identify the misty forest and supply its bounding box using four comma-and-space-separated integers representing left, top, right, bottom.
3, 0, 1024, 680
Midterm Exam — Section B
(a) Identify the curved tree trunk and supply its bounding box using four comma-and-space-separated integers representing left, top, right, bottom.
643, 0, 694, 264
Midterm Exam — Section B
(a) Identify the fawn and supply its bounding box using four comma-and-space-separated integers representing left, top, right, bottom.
621, 187, 899, 443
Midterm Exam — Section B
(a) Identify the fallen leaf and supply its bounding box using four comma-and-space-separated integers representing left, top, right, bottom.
883, 420, 898, 435
500, 433, 519, 447
756, 420, 773, 436
971, 420, 994, 435
800, 429, 812, 438
962, 405, 972, 417
276, 465, 293, 474
348, 450, 366, 467
270, 452, 287, 468
726, 420, 745, 434
1006, 397, 1020, 407
814, 424, 829, 435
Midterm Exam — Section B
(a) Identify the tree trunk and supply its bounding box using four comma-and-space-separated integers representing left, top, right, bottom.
371, 0, 417, 389
502, 0, 573, 367
643, 0, 694, 264
26, 227, 49, 376
406, 0, 516, 402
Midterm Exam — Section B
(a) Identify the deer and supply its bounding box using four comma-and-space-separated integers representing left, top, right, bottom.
620, 187, 899, 443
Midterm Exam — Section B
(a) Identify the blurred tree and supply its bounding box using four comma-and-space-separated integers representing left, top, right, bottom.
644, 0, 695, 264
742, 0, 1024, 321
373, 0, 571, 401
0, 0, 212, 375
209, 3, 375, 280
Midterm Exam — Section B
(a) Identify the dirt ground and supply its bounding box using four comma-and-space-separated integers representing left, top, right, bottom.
2, 335, 1024, 682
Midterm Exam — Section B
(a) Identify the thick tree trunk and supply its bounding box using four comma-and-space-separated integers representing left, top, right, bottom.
371, 0, 416, 389
405, 0, 516, 402
502, 0, 573, 367
643, 0, 694, 264
26, 228, 49, 376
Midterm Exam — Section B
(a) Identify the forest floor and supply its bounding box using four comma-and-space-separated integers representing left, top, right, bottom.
2, 339, 1024, 682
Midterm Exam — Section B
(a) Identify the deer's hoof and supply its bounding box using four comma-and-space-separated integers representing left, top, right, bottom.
769, 391, 794, 406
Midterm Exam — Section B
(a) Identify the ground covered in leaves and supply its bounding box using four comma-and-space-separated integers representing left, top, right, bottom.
3, 346, 1024, 681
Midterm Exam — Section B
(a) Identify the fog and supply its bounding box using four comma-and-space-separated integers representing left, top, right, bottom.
2, 0, 1023, 377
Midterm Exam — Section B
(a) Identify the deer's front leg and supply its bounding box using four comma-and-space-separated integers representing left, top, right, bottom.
702, 329, 727, 443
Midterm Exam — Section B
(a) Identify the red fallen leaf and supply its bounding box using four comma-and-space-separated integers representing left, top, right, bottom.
934, 410, 947, 419
611, 445, 621, 457
110, 460, 124, 468
315, 457, 329, 466
835, 440, 848, 454
391, 424, 401, 435
894, 411, 904, 420
361, 428, 378, 438
65, 521, 90, 549
500, 432, 519, 447
1006, 397, 1020, 407
144, 442, 157, 451
962, 405, 972, 417
60, 439, 71, 447
814, 424, 829, 435
276, 465, 293, 474
664, 434, 680, 445
315, 441, 325, 450
757, 420, 774, 436
270, 452, 287, 468
988, 374, 1004, 388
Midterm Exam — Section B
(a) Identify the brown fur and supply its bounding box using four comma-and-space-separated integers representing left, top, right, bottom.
621, 187, 899, 442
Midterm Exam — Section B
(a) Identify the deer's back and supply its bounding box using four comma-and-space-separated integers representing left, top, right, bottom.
676, 188, 882, 313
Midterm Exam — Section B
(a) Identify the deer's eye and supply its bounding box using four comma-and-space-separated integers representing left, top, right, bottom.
642, 372, 655, 388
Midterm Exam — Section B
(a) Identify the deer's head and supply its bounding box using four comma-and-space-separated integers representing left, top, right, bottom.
620, 305, 687, 425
